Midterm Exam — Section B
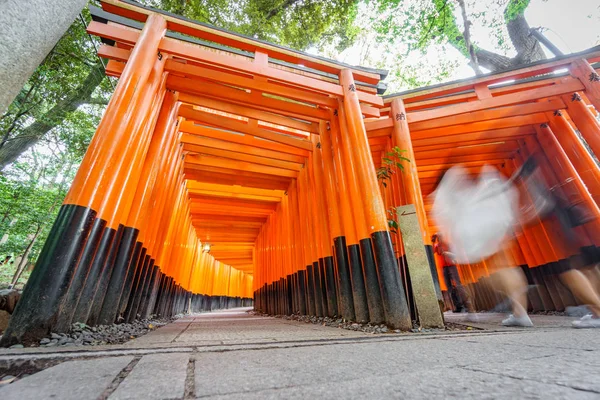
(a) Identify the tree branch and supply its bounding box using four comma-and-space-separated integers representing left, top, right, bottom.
0, 61, 106, 171
456, 0, 482, 75
85, 97, 109, 106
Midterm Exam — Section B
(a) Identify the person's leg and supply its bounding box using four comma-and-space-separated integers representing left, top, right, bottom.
560, 269, 600, 317
449, 266, 475, 313
491, 267, 529, 318
444, 267, 460, 312
448, 266, 465, 312
581, 265, 600, 295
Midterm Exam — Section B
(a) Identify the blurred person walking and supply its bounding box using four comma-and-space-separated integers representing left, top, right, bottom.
518, 155, 600, 328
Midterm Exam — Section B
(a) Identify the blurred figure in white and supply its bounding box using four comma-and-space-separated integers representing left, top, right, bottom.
432, 165, 532, 327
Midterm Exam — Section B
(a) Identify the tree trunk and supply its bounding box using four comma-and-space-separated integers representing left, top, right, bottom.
506, 14, 546, 65
0, 60, 106, 171
475, 49, 514, 71
444, 0, 546, 73
10, 226, 41, 287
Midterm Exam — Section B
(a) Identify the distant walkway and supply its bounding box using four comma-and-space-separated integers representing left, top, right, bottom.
1, 308, 598, 399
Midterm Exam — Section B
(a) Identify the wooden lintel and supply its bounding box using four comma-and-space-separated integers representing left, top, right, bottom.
178, 92, 318, 134
183, 143, 302, 172
185, 154, 298, 178
180, 131, 306, 162
412, 114, 546, 140
410, 98, 564, 131
407, 77, 584, 123
169, 76, 329, 121
179, 105, 313, 152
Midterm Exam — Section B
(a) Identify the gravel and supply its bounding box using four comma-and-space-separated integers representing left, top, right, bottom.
36, 318, 175, 348
248, 311, 468, 334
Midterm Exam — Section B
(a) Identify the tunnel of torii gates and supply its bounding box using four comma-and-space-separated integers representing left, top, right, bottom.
3, 0, 600, 346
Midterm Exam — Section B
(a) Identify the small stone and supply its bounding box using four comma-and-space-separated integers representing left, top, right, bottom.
381, 326, 389, 333
9, 344, 23, 349
49, 339, 58, 344
58, 336, 69, 345
50, 333, 61, 340
40, 338, 50, 345
394, 329, 401, 333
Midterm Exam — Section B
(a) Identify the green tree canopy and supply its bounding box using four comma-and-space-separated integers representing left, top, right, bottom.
144, 0, 360, 51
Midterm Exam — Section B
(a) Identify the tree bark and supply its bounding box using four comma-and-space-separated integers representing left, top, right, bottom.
505, 14, 546, 65
0, 60, 105, 171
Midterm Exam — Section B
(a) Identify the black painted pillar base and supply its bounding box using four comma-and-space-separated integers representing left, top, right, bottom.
0, 205, 96, 347
54, 217, 107, 332
297, 270, 307, 315
348, 243, 369, 323
359, 238, 385, 324
98, 227, 140, 325
324, 256, 338, 317
88, 225, 125, 326
334, 236, 355, 321
313, 261, 324, 317
306, 265, 316, 316
371, 231, 411, 330
318, 259, 329, 316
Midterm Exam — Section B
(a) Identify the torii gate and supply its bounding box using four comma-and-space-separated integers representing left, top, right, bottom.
2, 0, 600, 346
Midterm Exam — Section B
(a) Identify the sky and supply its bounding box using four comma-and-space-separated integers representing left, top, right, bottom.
309, 0, 600, 92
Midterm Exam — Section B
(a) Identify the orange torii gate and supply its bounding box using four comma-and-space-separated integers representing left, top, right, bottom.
2, 0, 600, 346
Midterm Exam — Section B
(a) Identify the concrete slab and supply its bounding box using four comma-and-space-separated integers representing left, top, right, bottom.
109, 353, 190, 400
0, 356, 132, 400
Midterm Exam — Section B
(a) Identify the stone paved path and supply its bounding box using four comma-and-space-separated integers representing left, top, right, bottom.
1, 308, 599, 399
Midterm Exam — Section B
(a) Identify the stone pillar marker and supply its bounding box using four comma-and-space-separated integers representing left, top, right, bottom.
0, 0, 88, 113
397, 204, 444, 328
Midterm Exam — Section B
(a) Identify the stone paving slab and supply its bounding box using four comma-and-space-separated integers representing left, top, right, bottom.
128, 308, 367, 347
0, 355, 133, 400
207, 367, 598, 399
192, 332, 564, 397
109, 353, 190, 400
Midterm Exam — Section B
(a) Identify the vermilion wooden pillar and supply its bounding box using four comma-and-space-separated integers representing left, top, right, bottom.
562, 92, 600, 161
390, 98, 443, 306
339, 70, 411, 330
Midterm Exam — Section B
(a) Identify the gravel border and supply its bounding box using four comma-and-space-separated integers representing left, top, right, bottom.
35, 316, 182, 348
248, 311, 472, 334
